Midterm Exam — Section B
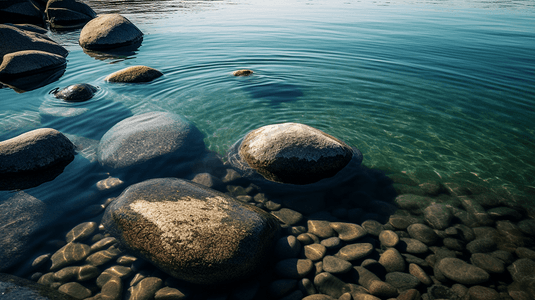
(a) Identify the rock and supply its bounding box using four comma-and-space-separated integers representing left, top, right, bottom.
308, 220, 335, 238
515, 247, 535, 260
45, 0, 96, 29
233, 69, 253, 76
330, 222, 367, 242
397, 289, 421, 300
437, 257, 490, 285
507, 258, 535, 283
128, 277, 162, 300
487, 207, 522, 220
102, 178, 280, 285
460, 197, 493, 226
79, 14, 143, 50
275, 259, 314, 279
0, 24, 68, 61
427, 285, 458, 300
275, 235, 302, 259
105, 65, 163, 83
394, 194, 432, 212
361, 220, 384, 236
335, 243, 374, 261
304, 244, 327, 261
321, 237, 342, 250
302, 295, 336, 300
0, 273, 77, 299
96, 266, 132, 287
466, 238, 496, 254
271, 208, 303, 225
0, 0, 44, 25
322, 256, 353, 274
100, 276, 122, 300
442, 238, 465, 251
470, 253, 505, 274
409, 263, 432, 286
397, 238, 428, 254
50, 242, 91, 271
407, 224, 439, 245
89, 237, 117, 253
314, 272, 350, 299
388, 214, 420, 230
379, 248, 405, 273
66, 222, 97, 243
58, 282, 92, 299
467, 285, 500, 300
53, 84, 98, 102
86, 245, 123, 266
517, 219, 535, 236
423, 203, 452, 230
230, 122, 358, 184
0, 50, 66, 79
191, 173, 223, 190
385, 272, 420, 292
379, 230, 399, 247
97, 111, 205, 169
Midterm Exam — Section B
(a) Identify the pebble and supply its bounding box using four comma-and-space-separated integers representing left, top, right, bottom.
385, 272, 420, 292
128, 277, 163, 300
100, 275, 122, 300
330, 222, 367, 241
515, 247, 535, 260
32, 253, 51, 268
308, 220, 336, 238
269, 279, 298, 298
89, 237, 117, 253
397, 289, 421, 300
423, 203, 452, 230
397, 238, 429, 254
275, 235, 302, 259
517, 219, 535, 236
452, 224, 476, 242
388, 215, 420, 230
314, 272, 348, 299
335, 243, 374, 261
50, 242, 91, 271
96, 266, 133, 287
297, 233, 320, 245
322, 256, 353, 274
37, 272, 55, 287
487, 207, 522, 220
507, 258, 535, 283
427, 284, 458, 300
409, 263, 432, 286
66, 222, 98, 243
304, 244, 327, 261
468, 285, 501, 300
379, 230, 399, 247
298, 278, 317, 296
407, 224, 439, 245
265, 201, 282, 211
402, 254, 429, 268
86, 245, 123, 266
54, 266, 78, 282
361, 220, 384, 236
466, 238, 497, 254
470, 253, 505, 274
378, 248, 405, 273
352, 267, 397, 298
302, 295, 335, 300
275, 259, 314, 279
437, 257, 490, 285
320, 237, 342, 249
459, 197, 493, 226
58, 282, 92, 299
154, 286, 187, 300
271, 208, 304, 226
116, 255, 138, 266
442, 237, 465, 251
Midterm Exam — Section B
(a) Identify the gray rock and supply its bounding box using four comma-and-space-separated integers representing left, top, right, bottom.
96, 266, 132, 287
97, 112, 205, 169
66, 222, 97, 243
379, 230, 399, 247
335, 243, 374, 261
423, 203, 452, 229
0, 24, 68, 62
517, 219, 535, 236
427, 285, 458, 300
394, 194, 432, 211
50, 242, 91, 271
388, 214, 420, 230
459, 197, 493, 226
314, 272, 349, 299
487, 206, 523, 220
470, 253, 505, 274
127, 277, 162, 300
0, 273, 77, 300
79, 14, 143, 50
105, 66, 163, 83
230, 122, 358, 184
507, 258, 535, 283
102, 178, 280, 285
0, 128, 74, 173
322, 256, 353, 274
466, 238, 496, 254
407, 223, 439, 245
275, 235, 302, 259
379, 248, 405, 273
100, 276, 122, 300
397, 238, 428, 254
85, 245, 123, 266
0, 50, 66, 79
58, 282, 92, 299
361, 220, 384, 236
90, 237, 117, 253
53, 84, 98, 102
385, 272, 420, 292
516, 247, 535, 260
271, 208, 304, 225
304, 244, 327, 261
320, 237, 342, 250
467, 285, 500, 300
45, 0, 97, 29
330, 222, 367, 242
408, 263, 432, 286
308, 220, 335, 238
437, 257, 489, 285
191, 173, 224, 190
275, 259, 314, 279
442, 237, 465, 251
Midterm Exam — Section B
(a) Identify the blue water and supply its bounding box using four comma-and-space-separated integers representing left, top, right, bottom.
1, 0, 534, 273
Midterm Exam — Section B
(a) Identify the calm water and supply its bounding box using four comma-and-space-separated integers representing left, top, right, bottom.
1, 0, 534, 272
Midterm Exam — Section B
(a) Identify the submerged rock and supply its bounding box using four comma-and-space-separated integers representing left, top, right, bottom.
0, 273, 77, 299
53, 83, 98, 102
0, 50, 66, 79
105, 66, 163, 83
102, 178, 280, 285
0, 24, 68, 61
79, 14, 143, 50
45, 0, 97, 30
228, 122, 358, 185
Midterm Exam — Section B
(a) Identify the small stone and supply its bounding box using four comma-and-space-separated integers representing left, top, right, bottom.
402, 254, 429, 268
96, 177, 124, 191
265, 201, 282, 211
304, 244, 327, 261
308, 220, 335, 239
297, 233, 320, 245
427, 284, 457, 300
442, 237, 465, 251
105, 66, 163, 83
437, 257, 490, 285
128, 277, 162, 300
302, 295, 336, 300
330, 222, 367, 241
269, 279, 297, 298
322, 256, 353, 274
233, 69, 253, 76
272, 208, 304, 226
86, 245, 123, 266
298, 278, 317, 296
517, 219, 535, 236
96, 266, 133, 287
450, 284, 469, 298
314, 272, 349, 299
367, 280, 399, 298
490, 250, 515, 265
394, 194, 432, 211
90, 237, 117, 253
466, 238, 496, 254
37, 272, 55, 287
487, 207, 522, 220
460, 197, 493, 226
50, 243, 91, 271
54, 266, 79, 282
321, 237, 342, 250
397, 289, 421, 300
116, 255, 138, 266
66, 222, 98, 243
385, 272, 420, 292
154, 286, 187, 300
470, 253, 505, 274
275, 235, 302, 259
397, 238, 429, 254
58, 282, 92, 299
409, 263, 432, 286
507, 258, 535, 283
335, 243, 374, 261
407, 224, 439, 245
32, 253, 51, 268
53, 84, 98, 102
453, 224, 476, 242
388, 215, 420, 230
423, 203, 452, 230
361, 220, 384, 236
468, 285, 500, 300
100, 275, 122, 300
515, 247, 535, 260
379, 248, 405, 273
275, 259, 314, 279
379, 230, 399, 247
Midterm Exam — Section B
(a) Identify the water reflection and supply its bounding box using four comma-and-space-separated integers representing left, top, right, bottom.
0, 67, 66, 93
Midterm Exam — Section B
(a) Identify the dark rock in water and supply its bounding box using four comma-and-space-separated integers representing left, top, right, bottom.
385, 272, 420, 292
406, 223, 439, 245
233, 69, 253, 76
0, 273, 77, 299
45, 0, 97, 30
314, 272, 349, 299
53, 83, 98, 102
427, 284, 459, 300
394, 194, 432, 212
423, 203, 452, 230
0, 50, 66, 79
102, 178, 280, 285
0, 24, 68, 61
437, 257, 489, 285
2, 23, 47, 34
228, 122, 361, 185
105, 65, 163, 83
79, 14, 143, 50
97, 111, 206, 172
507, 258, 535, 284
0, 0, 44, 26
470, 253, 505, 274
0, 128, 75, 174
466, 238, 496, 254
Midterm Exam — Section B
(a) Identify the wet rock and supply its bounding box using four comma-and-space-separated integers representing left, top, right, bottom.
322, 255, 352, 274
53, 84, 98, 102
58, 282, 91, 299
0, 50, 66, 79
297, 233, 320, 245
379, 230, 399, 247
154, 286, 187, 300
515, 247, 535, 260
314, 272, 349, 299
397, 238, 428, 254
487, 206, 522, 220
298, 278, 317, 296
466, 238, 496, 254
50, 242, 91, 271
335, 243, 374, 261
467, 285, 500, 300
437, 257, 490, 285
452, 224, 476, 242
191, 172, 223, 190
45, 0, 97, 29
105, 65, 163, 83
86, 245, 123, 266
507, 258, 535, 283
388, 214, 420, 230
233, 69, 253, 76
230, 122, 358, 184
385, 272, 420, 292
302, 295, 336, 300
276, 259, 314, 279
321, 237, 341, 250
470, 253, 505, 274
99, 275, 122, 300
361, 220, 384, 236
409, 263, 432, 286
407, 224, 439, 245
427, 285, 457, 300
275, 235, 302, 259
394, 194, 432, 212
397, 289, 421, 300
0, 128, 74, 173
442, 237, 465, 251
330, 222, 367, 242
127, 277, 162, 300
96, 266, 132, 287
0, 273, 77, 299
102, 178, 280, 285
79, 14, 143, 50
517, 219, 535, 236
66, 222, 97, 243
308, 220, 336, 238
0, 24, 68, 61
460, 197, 493, 226
97, 111, 206, 170
271, 208, 304, 225
304, 244, 327, 261
423, 203, 452, 230
379, 248, 405, 273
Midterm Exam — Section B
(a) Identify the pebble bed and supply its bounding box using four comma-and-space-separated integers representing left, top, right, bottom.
21, 165, 535, 300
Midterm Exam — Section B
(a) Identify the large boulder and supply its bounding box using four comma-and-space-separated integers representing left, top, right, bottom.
45, 0, 96, 29
0, 128, 75, 173
0, 0, 45, 25
102, 178, 280, 285
228, 122, 358, 185
0, 273, 76, 299
97, 111, 206, 170
0, 24, 68, 62
79, 14, 143, 50
0, 50, 66, 79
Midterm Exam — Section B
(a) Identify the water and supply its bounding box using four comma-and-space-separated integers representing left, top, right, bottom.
1, 0, 534, 285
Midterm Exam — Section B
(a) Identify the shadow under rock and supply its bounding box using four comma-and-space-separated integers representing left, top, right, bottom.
0, 66, 66, 93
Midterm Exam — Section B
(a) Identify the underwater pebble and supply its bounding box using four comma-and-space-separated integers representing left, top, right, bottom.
379, 230, 399, 247
423, 203, 452, 230
271, 208, 303, 225
487, 206, 522, 220
466, 238, 496, 254
437, 257, 489, 285
100, 275, 122, 300
58, 282, 92, 299
50, 242, 91, 271
379, 248, 405, 273
297, 233, 319, 245
298, 278, 317, 296
361, 220, 384, 236
398, 238, 428, 254
322, 256, 353, 274
407, 223, 439, 245
86, 245, 123, 266
320, 237, 341, 250
304, 244, 327, 261
385, 272, 420, 292
154, 286, 187, 300
408, 263, 432, 286
470, 253, 505, 274
96, 176, 125, 191
37, 272, 55, 287
116, 255, 138, 266
90, 237, 117, 253
66, 222, 98, 243
314, 272, 348, 299
308, 220, 335, 239
335, 243, 374, 261
468, 285, 500, 300
330, 222, 367, 242
388, 214, 420, 230
127, 277, 163, 300
31, 253, 51, 268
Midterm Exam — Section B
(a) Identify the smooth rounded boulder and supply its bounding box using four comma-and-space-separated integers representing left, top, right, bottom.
45, 0, 97, 29
105, 66, 163, 83
0, 50, 66, 79
79, 14, 143, 50
229, 122, 357, 184
53, 83, 98, 102
97, 111, 205, 169
101, 178, 280, 285
0, 24, 68, 61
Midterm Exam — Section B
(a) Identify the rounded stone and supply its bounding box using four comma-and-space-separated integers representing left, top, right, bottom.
275, 259, 314, 279
304, 244, 327, 261
50, 242, 91, 271
105, 65, 163, 83
314, 272, 348, 299
361, 220, 384, 236
0, 273, 76, 299
0, 24, 68, 61
271, 208, 303, 226
0, 50, 66, 78
100, 276, 122, 300
466, 238, 496, 254
397, 238, 428, 254
45, 0, 97, 29
233, 69, 253, 76
437, 257, 490, 285
468, 285, 500, 300
407, 223, 439, 245
470, 253, 505, 274
235, 122, 356, 184
423, 203, 453, 230
507, 258, 535, 283
128, 277, 162, 300
53, 84, 98, 102
275, 235, 302, 259
58, 282, 92, 299
379, 230, 399, 247
385, 272, 420, 292
66, 222, 98, 243
379, 248, 405, 273
101, 178, 280, 285
408, 263, 432, 286
0, 128, 75, 173
335, 243, 374, 261
79, 14, 143, 50
321, 237, 342, 250
330, 222, 367, 242
97, 112, 205, 169
90, 237, 117, 253
308, 220, 336, 238
322, 255, 353, 274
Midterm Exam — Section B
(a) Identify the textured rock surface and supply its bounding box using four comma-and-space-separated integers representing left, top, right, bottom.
105, 65, 163, 83
0, 273, 77, 299
437, 257, 490, 285
102, 178, 280, 284
53, 83, 98, 102
233, 122, 357, 184
0, 50, 66, 78
79, 14, 143, 50
45, 0, 97, 29
0, 24, 68, 62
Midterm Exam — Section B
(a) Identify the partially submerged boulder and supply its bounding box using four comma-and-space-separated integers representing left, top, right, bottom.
0, 24, 68, 61
79, 14, 143, 50
45, 0, 97, 30
0, 0, 45, 25
0, 50, 66, 79
53, 83, 98, 102
105, 65, 163, 83
228, 122, 359, 185
0, 273, 76, 299
102, 178, 280, 285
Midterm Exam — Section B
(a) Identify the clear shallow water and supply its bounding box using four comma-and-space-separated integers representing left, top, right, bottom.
0, 0, 534, 273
